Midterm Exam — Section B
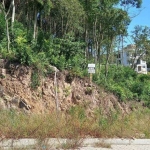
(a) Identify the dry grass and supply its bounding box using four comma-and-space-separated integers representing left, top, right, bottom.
94, 140, 111, 148
35, 138, 54, 150
0, 107, 150, 139
56, 138, 84, 150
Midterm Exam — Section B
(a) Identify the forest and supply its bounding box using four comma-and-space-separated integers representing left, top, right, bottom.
0, 0, 150, 106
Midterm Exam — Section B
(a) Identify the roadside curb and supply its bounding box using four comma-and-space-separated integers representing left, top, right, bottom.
83, 138, 150, 145
0, 138, 150, 149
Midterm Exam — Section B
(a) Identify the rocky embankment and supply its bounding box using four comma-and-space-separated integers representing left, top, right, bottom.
0, 60, 130, 115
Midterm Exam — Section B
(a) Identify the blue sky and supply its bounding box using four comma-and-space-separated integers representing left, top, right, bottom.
127, 0, 150, 40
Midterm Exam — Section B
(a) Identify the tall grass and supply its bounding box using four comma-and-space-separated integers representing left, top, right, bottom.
0, 107, 150, 139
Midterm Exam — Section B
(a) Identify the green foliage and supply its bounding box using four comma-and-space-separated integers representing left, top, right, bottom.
107, 65, 137, 82
137, 74, 150, 82
131, 26, 150, 68
130, 81, 143, 96
94, 65, 150, 105
0, 0, 146, 106
98, 117, 108, 130
0, 18, 87, 78
54, 0, 85, 33
121, 0, 142, 8
108, 84, 128, 101
0, 13, 5, 40
68, 106, 86, 122
85, 87, 93, 95
30, 52, 49, 72
96, 109, 120, 131
31, 70, 40, 89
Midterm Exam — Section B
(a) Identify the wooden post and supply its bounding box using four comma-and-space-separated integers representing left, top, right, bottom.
90, 73, 92, 87
54, 67, 59, 120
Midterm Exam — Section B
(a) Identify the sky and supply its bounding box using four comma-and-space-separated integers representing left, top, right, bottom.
127, 0, 150, 44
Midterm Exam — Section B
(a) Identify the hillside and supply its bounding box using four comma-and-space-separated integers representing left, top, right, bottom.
1, 61, 150, 140
0, 61, 131, 116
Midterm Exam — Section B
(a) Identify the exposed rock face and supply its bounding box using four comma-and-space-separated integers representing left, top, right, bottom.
0, 64, 131, 115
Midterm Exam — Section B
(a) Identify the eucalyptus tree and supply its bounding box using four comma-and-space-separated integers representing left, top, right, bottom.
121, 0, 142, 9
101, 7, 130, 76
99, 0, 142, 77
16, 0, 52, 39
29, 0, 52, 39
130, 25, 150, 69
50, 0, 84, 38
118, 0, 143, 59
82, 1, 130, 68
0, 0, 14, 52
78, 0, 131, 66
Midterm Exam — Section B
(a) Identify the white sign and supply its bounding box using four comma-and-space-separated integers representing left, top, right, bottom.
88, 64, 95, 68
88, 64, 95, 73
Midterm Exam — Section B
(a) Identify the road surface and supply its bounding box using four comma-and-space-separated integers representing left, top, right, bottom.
1, 138, 150, 149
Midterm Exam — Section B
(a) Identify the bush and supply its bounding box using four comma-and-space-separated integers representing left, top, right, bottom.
93, 65, 150, 103
108, 84, 126, 101
130, 81, 143, 96
137, 74, 150, 82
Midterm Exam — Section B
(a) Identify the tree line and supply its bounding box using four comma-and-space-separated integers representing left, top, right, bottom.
0, 0, 149, 73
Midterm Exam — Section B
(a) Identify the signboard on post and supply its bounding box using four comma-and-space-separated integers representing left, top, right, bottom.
88, 64, 95, 74
88, 64, 95, 84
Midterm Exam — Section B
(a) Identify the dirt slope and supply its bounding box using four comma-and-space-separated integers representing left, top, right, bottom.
0, 62, 131, 115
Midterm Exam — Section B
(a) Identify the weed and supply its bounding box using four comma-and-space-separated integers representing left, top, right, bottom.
0, 74, 5, 79
85, 87, 93, 95
35, 138, 54, 150
63, 86, 71, 97
68, 106, 86, 122
57, 138, 84, 150
94, 140, 111, 148
0, 107, 150, 140
30, 70, 40, 89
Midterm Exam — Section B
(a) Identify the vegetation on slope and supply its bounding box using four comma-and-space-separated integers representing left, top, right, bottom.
0, 0, 150, 141
0, 0, 150, 107
0, 106, 150, 139
94, 65, 150, 107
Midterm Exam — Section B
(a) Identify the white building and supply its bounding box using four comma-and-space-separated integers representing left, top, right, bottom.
117, 44, 147, 74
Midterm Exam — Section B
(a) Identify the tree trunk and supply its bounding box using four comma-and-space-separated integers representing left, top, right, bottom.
33, 7, 37, 39
11, 0, 15, 32
61, 15, 64, 36
84, 21, 88, 61
93, 16, 97, 63
97, 23, 103, 69
105, 37, 114, 77
2, 0, 10, 52
6, 18, 10, 52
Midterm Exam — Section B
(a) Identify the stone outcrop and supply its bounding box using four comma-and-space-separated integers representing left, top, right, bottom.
0, 63, 132, 115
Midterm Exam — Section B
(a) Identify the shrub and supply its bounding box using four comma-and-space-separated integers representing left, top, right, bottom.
108, 84, 126, 101
137, 74, 150, 82
30, 70, 40, 89
93, 65, 150, 103
85, 87, 93, 95
68, 106, 86, 122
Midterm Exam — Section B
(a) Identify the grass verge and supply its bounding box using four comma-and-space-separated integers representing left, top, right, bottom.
0, 106, 150, 139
